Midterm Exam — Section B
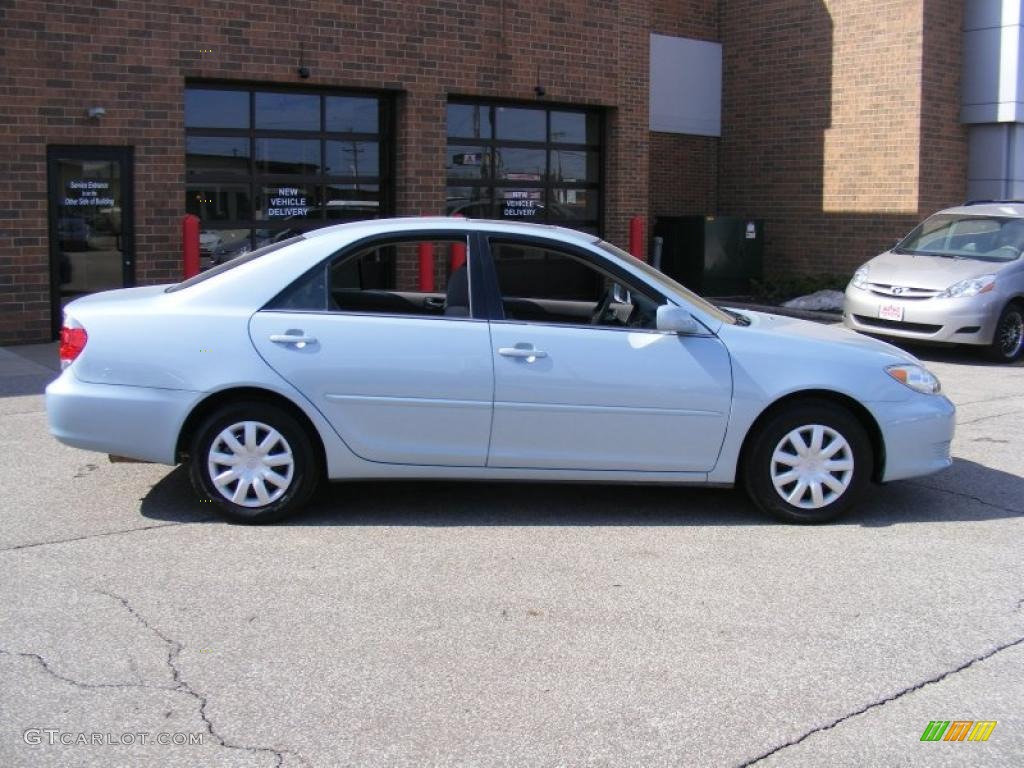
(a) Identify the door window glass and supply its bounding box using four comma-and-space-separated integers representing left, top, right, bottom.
490, 240, 658, 329
51, 157, 127, 304
269, 237, 471, 319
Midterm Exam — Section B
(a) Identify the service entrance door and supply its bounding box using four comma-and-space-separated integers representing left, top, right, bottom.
47, 146, 135, 337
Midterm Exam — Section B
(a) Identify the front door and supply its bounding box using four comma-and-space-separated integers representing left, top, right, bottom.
47, 146, 135, 337
483, 237, 733, 472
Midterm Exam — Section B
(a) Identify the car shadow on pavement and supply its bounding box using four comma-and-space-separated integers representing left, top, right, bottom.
140, 458, 1022, 528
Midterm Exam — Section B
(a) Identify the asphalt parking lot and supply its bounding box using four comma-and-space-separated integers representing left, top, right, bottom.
0, 338, 1022, 767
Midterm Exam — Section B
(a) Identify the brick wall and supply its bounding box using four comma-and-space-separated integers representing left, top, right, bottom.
0, 0, 659, 343
648, 1, 719, 241
719, 0, 966, 277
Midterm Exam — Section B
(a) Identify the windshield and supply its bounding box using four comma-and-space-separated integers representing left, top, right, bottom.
593, 240, 737, 325
165, 236, 304, 293
895, 214, 1024, 262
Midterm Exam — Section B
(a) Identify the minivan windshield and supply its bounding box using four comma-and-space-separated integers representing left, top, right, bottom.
593, 240, 737, 325
894, 214, 1024, 262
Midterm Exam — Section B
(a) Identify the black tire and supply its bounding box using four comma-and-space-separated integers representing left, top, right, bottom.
188, 401, 320, 524
985, 302, 1024, 363
742, 400, 872, 524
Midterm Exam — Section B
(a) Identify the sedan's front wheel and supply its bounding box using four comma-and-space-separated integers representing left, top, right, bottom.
189, 402, 320, 524
743, 401, 872, 523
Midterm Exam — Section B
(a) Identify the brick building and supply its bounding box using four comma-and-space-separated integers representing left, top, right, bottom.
0, 0, 988, 343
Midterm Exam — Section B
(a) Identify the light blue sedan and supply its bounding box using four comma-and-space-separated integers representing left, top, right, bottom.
47, 218, 955, 524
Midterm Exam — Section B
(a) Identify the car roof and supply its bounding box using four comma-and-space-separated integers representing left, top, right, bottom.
938, 202, 1024, 218
300, 216, 602, 246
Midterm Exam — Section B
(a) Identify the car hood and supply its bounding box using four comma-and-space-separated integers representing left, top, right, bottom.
862, 250, 1008, 290
725, 309, 918, 363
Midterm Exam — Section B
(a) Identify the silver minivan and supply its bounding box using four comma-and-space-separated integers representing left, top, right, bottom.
844, 202, 1024, 362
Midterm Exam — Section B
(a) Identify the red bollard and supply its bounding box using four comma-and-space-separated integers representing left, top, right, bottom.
418, 241, 435, 292
449, 213, 466, 272
182, 214, 201, 278
629, 216, 645, 262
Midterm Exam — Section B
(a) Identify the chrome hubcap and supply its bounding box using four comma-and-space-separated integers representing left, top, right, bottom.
998, 311, 1023, 358
207, 421, 294, 508
771, 425, 854, 510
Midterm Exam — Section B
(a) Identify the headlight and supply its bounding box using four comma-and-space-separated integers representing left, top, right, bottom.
937, 274, 995, 299
851, 265, 869, 289
886, 364, 941, 394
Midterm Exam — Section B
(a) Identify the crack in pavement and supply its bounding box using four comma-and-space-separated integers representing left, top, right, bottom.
905, 480, 1023, 516
97, 590, 311, 768
956, 408, 1024, 426
0, 519, 215, 554
0, 648, 176, 692
2, 590, 309, 768
737, 634, 1024, 767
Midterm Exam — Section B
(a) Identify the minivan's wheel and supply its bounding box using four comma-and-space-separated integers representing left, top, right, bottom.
189, 402, 320, 524
985, 302, 1024, 363
743, 401, 872, 524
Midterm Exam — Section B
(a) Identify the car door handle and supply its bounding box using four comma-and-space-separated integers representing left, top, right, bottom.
424, 297, 446, 309
269, 333, 317, 347
498, 345, 547, 360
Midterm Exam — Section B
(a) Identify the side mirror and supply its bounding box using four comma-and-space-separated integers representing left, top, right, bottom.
656, 304, 700, 334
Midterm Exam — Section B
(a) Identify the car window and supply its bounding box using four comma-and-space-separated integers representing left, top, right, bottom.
896, 215, 1024, 261
489, 240, 660, 330
268, 236, 472, 318
166, 236, 304, 293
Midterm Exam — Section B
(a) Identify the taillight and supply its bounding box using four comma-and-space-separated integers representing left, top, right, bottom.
59, 324, 88, 369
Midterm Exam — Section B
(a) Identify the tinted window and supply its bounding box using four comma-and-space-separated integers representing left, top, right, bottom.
326, 96, 379, 133
185, 89, 249, 129
255, 92, 320, 130
186, 136, 250, 177
268, 237, 471, 317
185, 86, 391, 268
490, 240, 659, 330
166, 236, 303, 292
446, 101, 602, 233
495, 107, 545, 141
447, 103, 491, 139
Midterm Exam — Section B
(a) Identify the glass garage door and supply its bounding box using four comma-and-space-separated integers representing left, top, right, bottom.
445, 100, 603, 235
185, 85, 393, 269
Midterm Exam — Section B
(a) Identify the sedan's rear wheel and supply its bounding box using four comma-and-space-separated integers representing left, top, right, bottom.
985, 303, 1024, 363
743, 401, 872, 523
189, 402, 319, 524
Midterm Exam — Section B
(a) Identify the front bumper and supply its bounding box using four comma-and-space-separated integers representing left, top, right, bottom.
46, 370, 200, 465
871, 393, 955, 482
844, 286, 999, 345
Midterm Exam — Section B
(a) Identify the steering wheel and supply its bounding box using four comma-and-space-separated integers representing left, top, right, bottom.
591, 286, 615, 325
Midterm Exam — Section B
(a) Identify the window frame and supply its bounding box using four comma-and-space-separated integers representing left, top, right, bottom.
445, 99, 604, 235
476, 233, 683, 334
261, 229, 489, 322
185, 82, 395, 257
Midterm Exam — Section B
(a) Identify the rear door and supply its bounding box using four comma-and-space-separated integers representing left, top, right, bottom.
251, 232, 494, 466
482, 236, 733, 472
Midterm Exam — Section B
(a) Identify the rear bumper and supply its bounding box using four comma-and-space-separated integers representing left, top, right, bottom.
844, 286, 999, 345
871, 394, 956, 482
45, 371, 199, 465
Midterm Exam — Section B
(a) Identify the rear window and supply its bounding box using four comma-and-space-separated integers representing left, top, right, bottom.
165, 236, 304, 292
